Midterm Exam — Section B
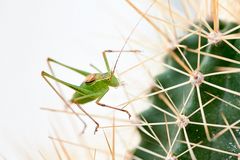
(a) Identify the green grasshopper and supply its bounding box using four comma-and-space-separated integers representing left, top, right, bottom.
41, 50, 140, 133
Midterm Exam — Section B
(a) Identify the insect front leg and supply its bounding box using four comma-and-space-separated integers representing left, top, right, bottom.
89, 64, 103, 73
102, 50, 141, 72
96, 91, 131, 119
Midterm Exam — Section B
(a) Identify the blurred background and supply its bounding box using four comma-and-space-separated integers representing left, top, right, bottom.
0, 0, 160, 159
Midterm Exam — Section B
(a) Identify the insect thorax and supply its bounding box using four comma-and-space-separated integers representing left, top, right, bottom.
84, 72, 119, 87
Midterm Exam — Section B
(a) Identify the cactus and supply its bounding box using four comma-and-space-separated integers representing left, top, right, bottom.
34, 1, 240, 160
131, 2, 240, 160
41, 1, 240, 160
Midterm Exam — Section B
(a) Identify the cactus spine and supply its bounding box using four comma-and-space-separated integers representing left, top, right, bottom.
130, 1, 240, 160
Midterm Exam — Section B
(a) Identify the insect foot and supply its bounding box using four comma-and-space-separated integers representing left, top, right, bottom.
123, 110, 131, 119
94, 123, 100, 135
80, 123, 87, 135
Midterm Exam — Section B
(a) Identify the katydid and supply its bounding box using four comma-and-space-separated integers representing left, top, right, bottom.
41, 50, 140, 133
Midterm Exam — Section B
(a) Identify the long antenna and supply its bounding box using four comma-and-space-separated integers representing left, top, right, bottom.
111, 0, 156, 76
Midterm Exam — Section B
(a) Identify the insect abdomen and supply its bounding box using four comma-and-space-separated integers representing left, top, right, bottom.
71, 92, 99, 104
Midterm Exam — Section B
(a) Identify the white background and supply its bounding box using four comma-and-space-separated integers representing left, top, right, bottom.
0, 0, 236, 159
0, 0, 157, 159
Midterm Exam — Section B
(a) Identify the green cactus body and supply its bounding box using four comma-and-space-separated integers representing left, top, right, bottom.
133, 21, 240, 160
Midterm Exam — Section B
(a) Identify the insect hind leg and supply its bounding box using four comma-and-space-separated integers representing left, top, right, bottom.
47, 57, 67, 106
41, 71, 87, 134
76, 104, 99, 134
